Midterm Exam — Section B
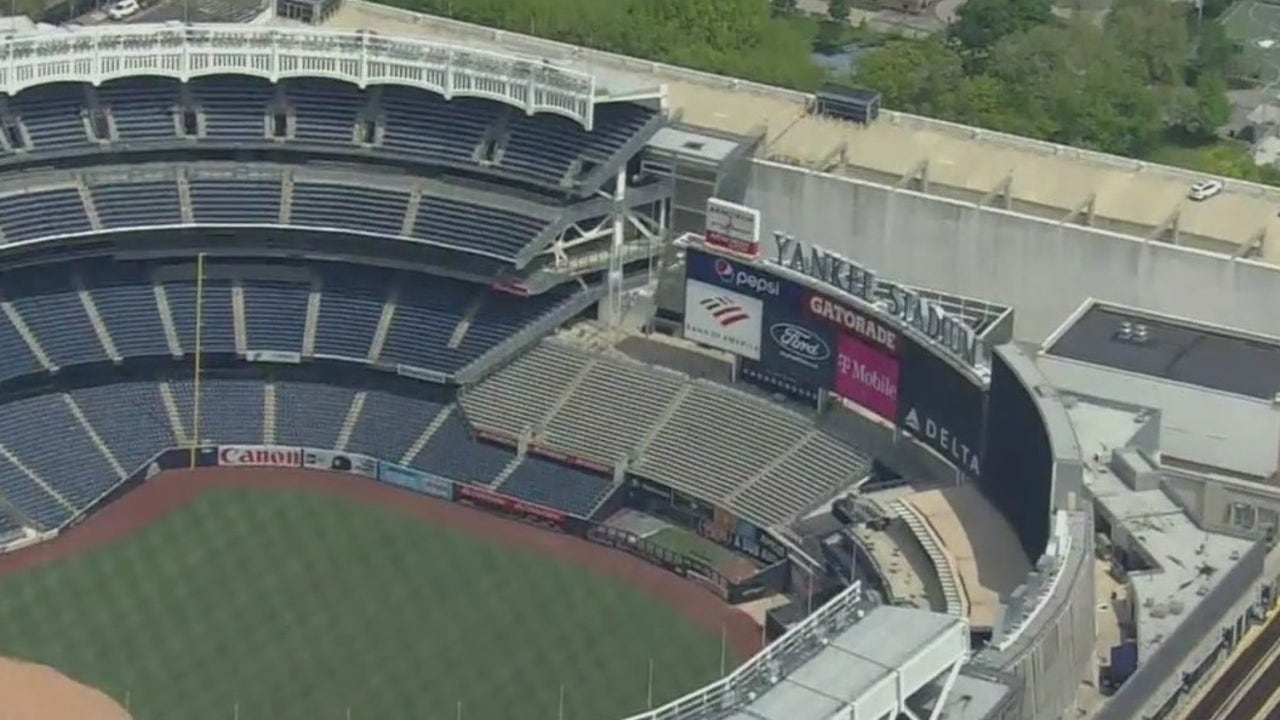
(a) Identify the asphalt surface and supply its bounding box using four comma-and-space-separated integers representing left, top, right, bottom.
1190, 611, 1280, 720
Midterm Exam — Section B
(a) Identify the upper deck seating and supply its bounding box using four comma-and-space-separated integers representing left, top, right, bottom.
98, 77, 181, 143
93, 180, 183, 229
9, 83, 90, 152
0, 187, 91, 241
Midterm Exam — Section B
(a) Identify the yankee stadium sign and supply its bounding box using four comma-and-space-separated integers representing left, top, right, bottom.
772, 233, 979, 368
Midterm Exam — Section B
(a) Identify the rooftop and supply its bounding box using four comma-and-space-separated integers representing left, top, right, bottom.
722, 605, 968, 720
1045, 301, 1280, 401
322, 0, 1280, 261
1064, 399, 1256, 662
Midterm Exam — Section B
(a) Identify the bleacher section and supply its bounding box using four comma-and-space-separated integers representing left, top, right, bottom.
170, 379, 265, 445
242, 280, 308, 353
461, 340, 872, 526
1, 76, 660, 197
498, 454, 611, 517
414, 411, 513, 484
346, 390, 447, 463
274, 382, 353, 450
0, 165, 562, 262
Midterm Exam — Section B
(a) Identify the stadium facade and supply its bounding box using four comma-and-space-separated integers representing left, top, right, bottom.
0, 15, 1268, 720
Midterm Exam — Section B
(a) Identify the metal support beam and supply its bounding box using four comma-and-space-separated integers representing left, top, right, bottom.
928, 658, 965, 720
1059, 193, 1096, 226
896, 159, 929, 193
979, 172, 1014, 210
1147, 208, 1181, 245
606, 165, 626, 326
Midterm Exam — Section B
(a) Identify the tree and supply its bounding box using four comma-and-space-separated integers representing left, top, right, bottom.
1167, 73, 1231, 139
1106, 0, 1190, 86
851, 38, 967, 117
769, 0, 798, 16
828, 0, 852, 24
947, 0, 1054, 69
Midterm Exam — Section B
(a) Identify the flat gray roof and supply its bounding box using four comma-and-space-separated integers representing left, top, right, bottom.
723, 606, 966, 720
1063, 399, 1255, 662
646, 126, 743, 163
1046, 302, 1280, 401
321, 0, 1280, 260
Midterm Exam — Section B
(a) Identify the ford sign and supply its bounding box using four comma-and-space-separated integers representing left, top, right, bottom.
770, 323, 830, 364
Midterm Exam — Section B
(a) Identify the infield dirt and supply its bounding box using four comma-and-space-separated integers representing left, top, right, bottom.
0, 468, 762, 660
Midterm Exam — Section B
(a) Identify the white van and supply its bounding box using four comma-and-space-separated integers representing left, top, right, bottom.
106, 0, 140, 21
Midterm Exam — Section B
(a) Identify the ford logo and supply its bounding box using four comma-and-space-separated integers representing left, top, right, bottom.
714, 258, 735, 281
770, 323, 830, 362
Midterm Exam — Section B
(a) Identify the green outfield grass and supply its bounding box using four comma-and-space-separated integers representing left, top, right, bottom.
646, 527, 743, 571
0, 488, 726, 720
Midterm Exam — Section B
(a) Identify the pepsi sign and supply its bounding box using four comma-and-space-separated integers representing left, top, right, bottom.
687, 249, 788, 299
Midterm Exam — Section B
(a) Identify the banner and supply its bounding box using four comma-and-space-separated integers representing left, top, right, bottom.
683, 278, 763, 360
245, 350, 301, 364
833, 331, 900, 422
218, 445, 302, 468
303, 449, 377, 479
454, 483, 567, 526
704, 198, 761, 257
377, 462, 454, 501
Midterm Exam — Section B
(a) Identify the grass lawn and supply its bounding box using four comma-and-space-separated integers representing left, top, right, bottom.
646, 528, 744, 573
0, 489, 725, 720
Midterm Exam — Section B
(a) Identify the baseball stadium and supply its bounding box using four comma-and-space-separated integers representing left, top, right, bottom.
0, 2, 1274, 720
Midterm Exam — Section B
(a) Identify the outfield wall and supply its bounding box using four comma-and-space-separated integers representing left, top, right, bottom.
743, 161, 1280, 343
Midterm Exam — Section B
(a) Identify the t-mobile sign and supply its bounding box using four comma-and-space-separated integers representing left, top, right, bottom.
834, 333, 899, 421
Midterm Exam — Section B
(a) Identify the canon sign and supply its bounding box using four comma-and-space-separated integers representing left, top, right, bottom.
218, 445, 302, 468
770, 323, 829, 366
713, 258, 781, 297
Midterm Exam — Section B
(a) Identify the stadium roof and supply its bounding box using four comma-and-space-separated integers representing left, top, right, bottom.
722, 605, 968, 720
1044, 300, 1280, 402
321, 0, 1280, 261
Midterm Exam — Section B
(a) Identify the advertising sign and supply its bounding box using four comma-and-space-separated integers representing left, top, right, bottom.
833, 332, 899, 422
683, 278, 763, 360
455, 483, 567, 526
303, 448, 378, 479
218, 445, 302, 468
739, 290, 836, 403
896, 339, 986, 476
704, 198, 761, 257
377, 461, 454, 501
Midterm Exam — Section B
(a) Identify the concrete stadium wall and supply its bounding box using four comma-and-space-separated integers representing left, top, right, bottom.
745, 161, 1280, 343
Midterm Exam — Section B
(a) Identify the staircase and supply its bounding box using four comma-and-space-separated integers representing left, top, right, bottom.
634, 383, 692, 460
401, 186, 422, 237
231, 280, 248, 354
490, 454, 524, 489
335, 392, 366, 451
302, 283, 322, 356
367, 291, 398, 361
76, 179, 102, 233
0, 442, 76, 515
263, 382, 277, 444
888, 499, 967, 618
447, 292, 487, 350
401, 405, 454, 465
153, 284, 183, 357
159, 381, 187, 445
537, 359, 597, 434
77, 288, 121, 362
176, 172, 194, 224
278, 172, 294, 224
64, 394, 126, 480
2, 303, 52, 370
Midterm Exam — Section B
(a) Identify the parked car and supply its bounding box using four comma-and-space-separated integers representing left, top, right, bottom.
106, 0, 140, 20
1187, 179, 1223, 201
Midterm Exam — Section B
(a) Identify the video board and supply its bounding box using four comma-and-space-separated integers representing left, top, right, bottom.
895, 337, 986, 477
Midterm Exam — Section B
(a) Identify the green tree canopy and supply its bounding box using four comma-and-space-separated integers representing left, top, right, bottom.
946, 0, 1054, 69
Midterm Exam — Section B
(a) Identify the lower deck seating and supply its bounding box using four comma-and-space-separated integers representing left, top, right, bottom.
413, 412, 512, 484
169, 379, 263, 445
346, 390, 446, 464
498, 455, 612, 516
0, 393, 115, 512
274, 382, 353, 450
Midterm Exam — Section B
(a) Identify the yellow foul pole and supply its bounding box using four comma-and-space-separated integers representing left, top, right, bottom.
189, 252, 206, 469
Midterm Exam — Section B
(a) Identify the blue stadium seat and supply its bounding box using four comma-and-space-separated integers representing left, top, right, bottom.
169, 379, 263, 445
499, 455, 612, 516
379, 284, 471, 371
98, 77, 181, 143
0, 309, 41, 382
4, 271, 106, 369
313, 269, 385, 360
165, 280, 236, 354
87, 268, 170, 358
377, 87, 496, 168
345, 389, 447, 464
274, 381, 354, 450
0, 393, 116, 512
188, 177, 281, 224
0, 453, 69, 531
455, 286, 574, 360
414, 411, 512, 483
285, 78, 363, 145
0, 511, 22, 536
0, 188, 91, 241
411, 195, 548, 259
500, 102, 657, 188
92, 180, 183, 229
190, 76, 272, 142
291, 183, 408, 237
72, 382, 176, 472
243, 280, 308, 353
10, 83, 90, 151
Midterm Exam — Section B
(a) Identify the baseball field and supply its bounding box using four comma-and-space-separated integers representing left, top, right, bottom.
0, 469, 760, 720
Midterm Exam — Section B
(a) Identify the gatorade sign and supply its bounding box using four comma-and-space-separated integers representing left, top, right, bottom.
218, 445, 302, 468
